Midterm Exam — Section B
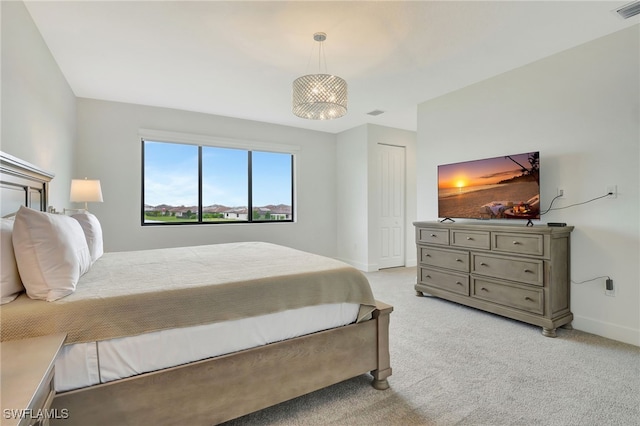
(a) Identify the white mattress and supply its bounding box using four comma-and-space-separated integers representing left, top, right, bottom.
55, 302, 360, 392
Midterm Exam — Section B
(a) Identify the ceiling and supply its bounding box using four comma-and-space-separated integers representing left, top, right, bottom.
24, 1, 639, 134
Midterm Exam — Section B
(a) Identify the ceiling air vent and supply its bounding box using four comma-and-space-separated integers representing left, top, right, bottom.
614, 1, 640, 19
367, 110, 385, 116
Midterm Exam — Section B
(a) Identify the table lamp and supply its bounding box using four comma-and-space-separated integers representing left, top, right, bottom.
70, 178, 103, 211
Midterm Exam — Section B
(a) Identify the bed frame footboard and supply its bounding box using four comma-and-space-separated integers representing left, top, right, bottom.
51, 301, 392, 425
371, 300, 393, 390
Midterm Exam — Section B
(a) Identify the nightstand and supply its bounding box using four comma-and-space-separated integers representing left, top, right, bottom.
1, 333, 66, 426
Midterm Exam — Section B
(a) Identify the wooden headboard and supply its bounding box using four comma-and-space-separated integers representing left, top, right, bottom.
0, 151, 54, 216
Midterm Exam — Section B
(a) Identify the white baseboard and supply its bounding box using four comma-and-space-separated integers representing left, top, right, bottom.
572, 315, 640, 346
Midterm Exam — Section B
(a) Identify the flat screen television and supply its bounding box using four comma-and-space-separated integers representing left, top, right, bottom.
438, 151, 540, 221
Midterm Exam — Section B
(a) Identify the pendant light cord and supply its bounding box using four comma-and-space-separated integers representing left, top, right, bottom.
318, 39, 328, 74
303, 33, 329, 75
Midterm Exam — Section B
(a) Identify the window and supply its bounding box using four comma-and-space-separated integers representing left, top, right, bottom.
142, 139, 294, 225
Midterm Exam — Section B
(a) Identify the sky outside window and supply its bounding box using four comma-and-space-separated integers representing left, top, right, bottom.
252, 151, 292, 207
144, 141, 198, 207
143, 140, 293, 217
202, 146, 248, 207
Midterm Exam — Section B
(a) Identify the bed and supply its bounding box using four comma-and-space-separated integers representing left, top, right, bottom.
0, 151, 393, 425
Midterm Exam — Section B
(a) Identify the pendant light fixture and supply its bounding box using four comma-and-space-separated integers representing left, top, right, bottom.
292, 32, 348, 120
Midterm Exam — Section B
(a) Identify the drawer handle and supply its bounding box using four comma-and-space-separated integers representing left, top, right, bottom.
524, 269, 533, 273
512, 241, 521, 245
456, 258, 463, 262
466, 237, 473, 240
424, 254, 431, 257
525, 297, 533, 301
480, 287, 488, 292
456, 281, 463, 286
430, 234, 437, 237
425, 275, 431, 279
480, 262, 488, 266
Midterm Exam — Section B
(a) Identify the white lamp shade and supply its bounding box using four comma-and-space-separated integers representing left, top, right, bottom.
70, 179, 103, 203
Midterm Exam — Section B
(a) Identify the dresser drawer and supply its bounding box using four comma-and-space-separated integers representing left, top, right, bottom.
472, 278, 543, 314
420, 267, 469, 296
417, 227, 450, 245
419, 246, 469, 272
492, 232, 544, 256
451, 230, 490, 250
472, 253, 543, 286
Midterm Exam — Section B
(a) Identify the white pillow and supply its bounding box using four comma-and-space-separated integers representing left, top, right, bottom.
1, 217, 24, 304
12, 205, 91, 301
72, 212, 104, 263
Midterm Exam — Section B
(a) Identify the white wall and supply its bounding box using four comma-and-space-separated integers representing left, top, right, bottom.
1, 1, 76, 209
336, 126, 369, 269
76, 98, 337, 257
336, 124, 417, 271
417, 26, 639, 345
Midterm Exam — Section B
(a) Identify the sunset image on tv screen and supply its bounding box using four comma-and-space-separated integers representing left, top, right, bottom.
437, 151, 540, 220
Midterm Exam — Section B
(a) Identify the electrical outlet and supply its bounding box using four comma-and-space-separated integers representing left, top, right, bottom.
605, 278, 615, 297
606, 185, 617, 199
557, 188, 564, 197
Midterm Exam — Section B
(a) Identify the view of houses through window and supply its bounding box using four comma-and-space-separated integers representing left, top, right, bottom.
142, 140, 293, 224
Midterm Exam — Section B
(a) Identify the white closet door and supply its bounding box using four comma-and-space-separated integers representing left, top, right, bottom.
378, 144, 405, 269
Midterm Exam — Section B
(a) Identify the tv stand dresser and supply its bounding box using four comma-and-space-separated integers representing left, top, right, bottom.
414, 221, 573, 337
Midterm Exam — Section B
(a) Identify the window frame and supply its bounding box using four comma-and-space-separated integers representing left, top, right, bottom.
140, 130, 296, 226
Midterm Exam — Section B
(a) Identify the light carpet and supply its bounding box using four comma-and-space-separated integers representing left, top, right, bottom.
223, 267, 639, 426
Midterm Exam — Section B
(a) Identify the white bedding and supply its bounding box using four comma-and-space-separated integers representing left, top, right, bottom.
55, 302, 359, 392
3, 243, 375, 345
